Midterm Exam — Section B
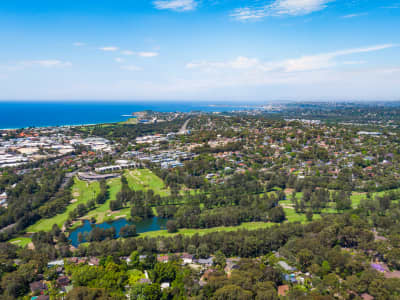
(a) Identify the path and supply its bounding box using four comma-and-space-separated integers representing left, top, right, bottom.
178, 118, 190, 135
60, 171, 78, 189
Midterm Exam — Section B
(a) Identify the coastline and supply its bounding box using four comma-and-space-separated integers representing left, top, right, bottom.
0, 121, 121, 131
0, 101, 252, 130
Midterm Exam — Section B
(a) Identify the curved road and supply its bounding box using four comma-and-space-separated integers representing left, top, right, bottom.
178, 118, 190, 134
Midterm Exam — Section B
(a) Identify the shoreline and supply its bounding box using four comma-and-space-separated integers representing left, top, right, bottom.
0, 120, 127, 131
0, 102, 250, 131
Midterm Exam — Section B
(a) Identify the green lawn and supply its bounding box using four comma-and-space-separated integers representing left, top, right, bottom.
350, 192, 365, 208
82, 177, 122, 223
26, 169, 170, 232
81, 169, 170, 223
138, 212, 325, 239
139, 221, 276, 238
374, 188, 400, 198
279, 189, 376, 223
284, 208, 309, 223
283, 190, 369, 211
26, 178, 100, 233
119, 118, 138, 125
125, 169, 170, 196
22, 170, 400, 240
8, 237, 32, 247
349, 188, 400, 208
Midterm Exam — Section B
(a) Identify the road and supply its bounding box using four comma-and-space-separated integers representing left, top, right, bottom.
178, 119, 190, 134
60, 171, 78, 189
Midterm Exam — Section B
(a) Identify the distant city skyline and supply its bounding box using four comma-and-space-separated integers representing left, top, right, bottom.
0, 0, 399, 101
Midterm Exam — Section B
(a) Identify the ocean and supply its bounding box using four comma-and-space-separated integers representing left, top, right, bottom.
0, 101, 250, 129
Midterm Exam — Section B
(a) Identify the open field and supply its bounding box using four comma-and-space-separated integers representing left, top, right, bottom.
283, 208, 309, 223
125, 169, 170, 196
82, 177, 121, 223
350, 192, 365, 208
139, 221, 276, 238
82, 169, 171, 223
281, 189, 398, 212
26, 178, 100, 233
9, 237, 32, 247
25, 169, 169, 233
139, 207, 324, 239
16, 169, 400, 246
119, 118, 138, 125
350, 188, 400, 208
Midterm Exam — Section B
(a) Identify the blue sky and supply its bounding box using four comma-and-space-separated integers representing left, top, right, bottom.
0, 0, 399, 101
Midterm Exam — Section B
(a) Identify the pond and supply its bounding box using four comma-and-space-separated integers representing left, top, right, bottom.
69, 217, 168, 247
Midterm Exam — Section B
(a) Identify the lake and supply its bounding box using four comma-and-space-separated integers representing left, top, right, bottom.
69, 217, 168, 247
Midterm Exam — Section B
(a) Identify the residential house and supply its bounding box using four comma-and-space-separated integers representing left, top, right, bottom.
161, 282, 170, 290
157, 255, 169, 263
89, 257, 100, 266
47, 259, 64, 268
56, 276, 70, 287
139, 278, 152, 284
181, 253, 193, 265
278, 285, 289, 297
361, 293, 374, 300
29, 281, 47, 293
278, 261, 296, 272
195, 257, 214, 267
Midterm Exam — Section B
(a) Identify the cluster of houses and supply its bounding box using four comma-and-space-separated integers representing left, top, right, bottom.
28, 259, 70, 300
0, 132, 74, 168
0, 129, 115, 170
370, 261, 400, 279
123, 149, 195, 169
194, 120, 397, 189
70, 137, 113, 152
27, 247, 391, 300
156, 253, 214, 267
154, 252, 308, 297
135, 134, 170, 144
77, 172, 120, 181
31, 254, 214, 299
284, 118, 322, 125
94, 160, 137, 173
0, 151, 29, 168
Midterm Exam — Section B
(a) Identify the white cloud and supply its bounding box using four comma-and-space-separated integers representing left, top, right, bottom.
21, 60, 72, 68
137, 52, 159, 57
99, 46, 119, 52
269, 0, 333, 16
73, 42, 86, 47
120, 51, 159, 57
231, 0, 334, 21
341, 12, 368, 18
153, 0, 197, 11
121, 50, 135, 56
115, 58, 124, 63
342, 60, 366, 65
230, 7, 268, 21
121, 65, 142, 71
187, 44, 395, 73
187, 56, 260, 70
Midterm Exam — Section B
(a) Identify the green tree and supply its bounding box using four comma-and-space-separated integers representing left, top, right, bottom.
166, 220, 178, 233
214, 250, 226, 269
306, 209, 313, 222
298, 249, 313, 271
214, 284, 253, 300
129, 251, 140, 269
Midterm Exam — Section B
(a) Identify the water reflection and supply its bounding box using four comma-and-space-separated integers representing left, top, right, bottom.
69, 217, 167, 247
